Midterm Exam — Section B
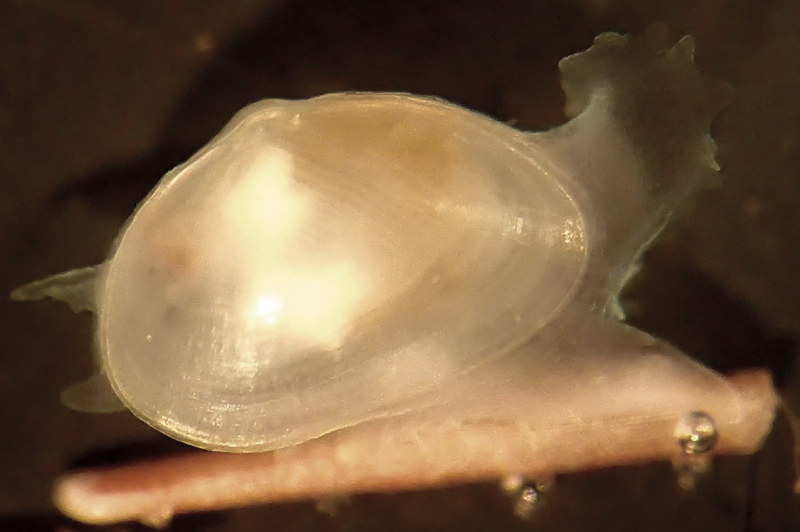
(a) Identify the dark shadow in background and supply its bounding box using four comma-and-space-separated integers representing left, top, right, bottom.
52, 0, 601, 214
622, 245, 796, 386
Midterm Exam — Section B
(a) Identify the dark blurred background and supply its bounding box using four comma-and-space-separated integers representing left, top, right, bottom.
1, 0, 799, 530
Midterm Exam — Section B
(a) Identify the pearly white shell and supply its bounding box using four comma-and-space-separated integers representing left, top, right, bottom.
14, 27, 737, 453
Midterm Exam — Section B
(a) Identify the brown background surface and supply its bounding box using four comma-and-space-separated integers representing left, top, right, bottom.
1, 0, 799, 530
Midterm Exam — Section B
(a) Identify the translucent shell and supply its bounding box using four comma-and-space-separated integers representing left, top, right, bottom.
14, 27, 737, 453
100, 94, 587, 449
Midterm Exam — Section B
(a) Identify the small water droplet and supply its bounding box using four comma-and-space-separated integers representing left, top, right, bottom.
513, 487, 539, 520
675, 411, 717, 454
499, 475, 548, 520
672, 411, 717, 490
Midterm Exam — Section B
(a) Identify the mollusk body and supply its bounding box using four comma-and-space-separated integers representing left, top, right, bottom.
15, 28, 761, 457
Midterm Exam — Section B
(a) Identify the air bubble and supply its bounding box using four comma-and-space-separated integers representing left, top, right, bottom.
672, 411, 717, 490
499, 475, 551, 520
513, 487, 539, 519
675, 411, 718, 454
